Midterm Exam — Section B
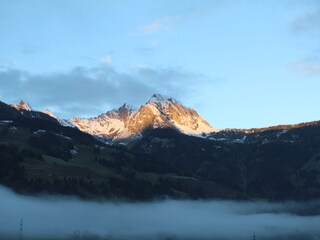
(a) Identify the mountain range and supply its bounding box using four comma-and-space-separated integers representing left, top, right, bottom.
8, 94, 320, 144
1, 95, 320, 200
10, 94, 216, 141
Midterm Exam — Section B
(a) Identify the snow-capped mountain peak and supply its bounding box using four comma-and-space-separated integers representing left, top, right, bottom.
70, 94, 217, 140
148, 93, 170, 102
9, 100, 74, 127
147, 93, 181, 105
144, 94, 215, 135
11, 100, 32, 111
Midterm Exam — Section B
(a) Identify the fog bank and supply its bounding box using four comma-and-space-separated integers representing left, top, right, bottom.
0, 186, 319, 239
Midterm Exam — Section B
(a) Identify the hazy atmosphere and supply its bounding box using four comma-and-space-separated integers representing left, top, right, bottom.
1, 0, 320, 128
1, 186, 320, 240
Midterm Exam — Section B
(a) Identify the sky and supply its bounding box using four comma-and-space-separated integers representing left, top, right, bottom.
0, 0, 319, 128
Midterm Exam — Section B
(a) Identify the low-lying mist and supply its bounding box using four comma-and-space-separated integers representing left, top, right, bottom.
0, 186, 319, 240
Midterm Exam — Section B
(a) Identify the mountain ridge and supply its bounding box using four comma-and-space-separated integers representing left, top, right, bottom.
7, 96, 320, 142
70, 94, 217, 140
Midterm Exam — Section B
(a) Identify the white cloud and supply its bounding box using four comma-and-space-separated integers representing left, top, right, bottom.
142, 17, 178, 34
305, 64, 320, 74
292, 60, 320, 75
0, 60, 17, 69
144, 20, 162, 33
101, 55, 112, 65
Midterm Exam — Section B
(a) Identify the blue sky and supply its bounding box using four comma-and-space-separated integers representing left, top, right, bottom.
0, 0, 319, 128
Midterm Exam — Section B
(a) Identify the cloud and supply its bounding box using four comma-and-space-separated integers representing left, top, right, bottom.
141, 16, 183, 35
140, 1, 223, 35
101, 55, 112, 65
144, 20, 163, 33
0, 65, 202, 118
291, 59, 320, 75
289, 4, 320, 77
0, 186, 320, 240
304, 64, 320, 74
290, 10, 320, 34
0, 60, 17, 69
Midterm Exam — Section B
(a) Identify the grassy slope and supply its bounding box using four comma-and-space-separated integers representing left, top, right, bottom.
0, 124, 117, 179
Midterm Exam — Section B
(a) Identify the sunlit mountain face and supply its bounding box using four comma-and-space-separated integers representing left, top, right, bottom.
70, 94, 217, 140
10, 100, 32, 111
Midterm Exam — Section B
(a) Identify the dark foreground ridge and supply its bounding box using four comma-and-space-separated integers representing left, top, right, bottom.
0, 100, 320, 200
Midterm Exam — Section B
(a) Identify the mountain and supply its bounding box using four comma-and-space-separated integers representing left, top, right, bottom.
10, 100, 76, 128
70, 94, 216, 140
10, 100, 32, 111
